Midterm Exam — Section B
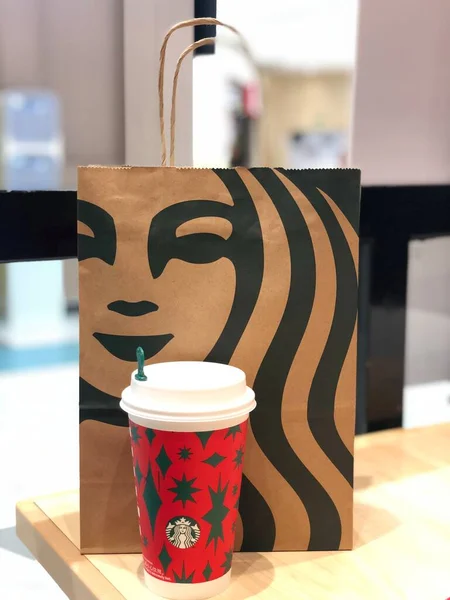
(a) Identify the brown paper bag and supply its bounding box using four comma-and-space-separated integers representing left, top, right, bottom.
78, 18, 360, 554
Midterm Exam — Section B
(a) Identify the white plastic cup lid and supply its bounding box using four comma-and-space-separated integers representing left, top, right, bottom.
120, 361, 256, 424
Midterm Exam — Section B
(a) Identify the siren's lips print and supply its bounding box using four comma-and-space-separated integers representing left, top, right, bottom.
107, 300, 159, 317
93, 332, 174, 362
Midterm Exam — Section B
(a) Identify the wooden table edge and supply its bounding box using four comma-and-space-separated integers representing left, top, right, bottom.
16, 499, 125, 600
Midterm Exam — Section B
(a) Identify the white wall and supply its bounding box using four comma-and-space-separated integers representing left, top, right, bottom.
124, 0, 194, 166
217, 0, 358, 71
351, 0, 450, 185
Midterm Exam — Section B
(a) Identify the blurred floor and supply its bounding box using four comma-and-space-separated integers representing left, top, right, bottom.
0, 358, 78, 599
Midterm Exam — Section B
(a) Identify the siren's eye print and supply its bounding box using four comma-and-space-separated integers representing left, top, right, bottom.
148, 200, 234, 278
78, 200, 116, 265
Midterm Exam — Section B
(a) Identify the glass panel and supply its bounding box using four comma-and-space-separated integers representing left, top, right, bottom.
404, 237, 450, 428
193, 0, 359, 167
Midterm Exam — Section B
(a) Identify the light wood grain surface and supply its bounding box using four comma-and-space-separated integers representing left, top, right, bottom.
17, 424, 450, 600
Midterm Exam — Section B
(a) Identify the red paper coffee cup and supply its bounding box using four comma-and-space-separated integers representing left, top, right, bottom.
120, 362, 256, 600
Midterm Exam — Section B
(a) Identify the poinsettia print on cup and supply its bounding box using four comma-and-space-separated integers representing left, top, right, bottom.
129, 419, 248, 584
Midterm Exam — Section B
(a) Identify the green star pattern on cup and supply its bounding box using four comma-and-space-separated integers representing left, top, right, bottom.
168, 474, 201, 507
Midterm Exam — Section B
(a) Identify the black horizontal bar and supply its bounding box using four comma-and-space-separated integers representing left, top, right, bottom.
2, 185, 449, 264
0, 190, 77, 263
360, 184, 450, 239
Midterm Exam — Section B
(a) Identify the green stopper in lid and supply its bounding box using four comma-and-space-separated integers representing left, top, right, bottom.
135, 346, 147, 382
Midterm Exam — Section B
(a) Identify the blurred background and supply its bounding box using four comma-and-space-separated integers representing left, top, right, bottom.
0, 0, 358, 370
0, 0, 449, 598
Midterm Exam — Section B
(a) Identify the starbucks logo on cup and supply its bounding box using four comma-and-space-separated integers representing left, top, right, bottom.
166, 516, 200, 549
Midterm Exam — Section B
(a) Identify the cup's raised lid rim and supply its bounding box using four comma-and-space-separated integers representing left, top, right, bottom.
121, 361, 255, 423
120, 386, 256, 423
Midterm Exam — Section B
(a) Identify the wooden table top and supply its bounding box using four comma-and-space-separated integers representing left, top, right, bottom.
16, 424, 450, 600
